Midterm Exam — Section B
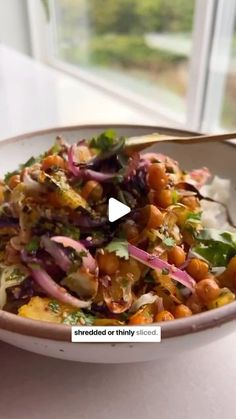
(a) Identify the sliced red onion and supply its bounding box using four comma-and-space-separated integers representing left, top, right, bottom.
128, 244, 196, 291
41, 236, 71, 272
124, 152, 140, 179
68, 144, 116, 182
30, 266, 91, 308
51, 236, 97, 273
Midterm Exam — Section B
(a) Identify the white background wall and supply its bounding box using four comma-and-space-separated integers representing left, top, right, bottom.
0, 0, 31, 55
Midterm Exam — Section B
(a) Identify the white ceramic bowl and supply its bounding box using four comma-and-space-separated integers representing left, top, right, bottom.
0, 124, 236, 363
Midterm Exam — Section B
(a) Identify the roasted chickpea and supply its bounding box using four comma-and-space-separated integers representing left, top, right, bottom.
140, 204, 164, 229
7, 174, 21, 190
119, 258, 141, 282
153, 189, 173, 208
195, 278, 220, 303
42, 155, 66, 171
97, 251, 119, 275
124, 222, 139, 242
155, 310, 174, 322
173, 304, 192, 318
167, 246, 186, 267
226, 256, 236, 278
147, 163, 168, 191
81, 180, 103, 201
186, 258, 209, 281
181, 196, 199, 210
128, 307, 153, 325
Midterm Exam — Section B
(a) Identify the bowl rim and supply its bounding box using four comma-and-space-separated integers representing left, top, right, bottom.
0, 123, 236, 343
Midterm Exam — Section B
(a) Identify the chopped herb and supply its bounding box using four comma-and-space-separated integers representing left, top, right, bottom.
162, 268, 169, 275
106, 238, 129, 260
193, 228, 236, 266
62, 311, 94, 326
25, 237, 40, 253
60, 225, 80, 241
90, 130, 117, 152
20, 156, 37, 169
162, 237, 176, 248
48, 300, 60, 314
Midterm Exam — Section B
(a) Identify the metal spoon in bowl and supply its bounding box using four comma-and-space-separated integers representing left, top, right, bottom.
125, 131, 236, 154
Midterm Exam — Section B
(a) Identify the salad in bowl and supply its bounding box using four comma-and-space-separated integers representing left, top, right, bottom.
0, 129, 236, 328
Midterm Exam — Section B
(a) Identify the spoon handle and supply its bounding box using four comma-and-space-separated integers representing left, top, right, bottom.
125, 131, 236, 153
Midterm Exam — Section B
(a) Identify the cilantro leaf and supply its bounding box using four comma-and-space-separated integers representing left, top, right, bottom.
162, 237, 176, 248
105, 238, 129, 260
193, 228, 236, 266
90, 130, 117, 151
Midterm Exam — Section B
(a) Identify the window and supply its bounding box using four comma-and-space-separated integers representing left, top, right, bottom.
51, 0, 196, 123
42, 0, 236, 131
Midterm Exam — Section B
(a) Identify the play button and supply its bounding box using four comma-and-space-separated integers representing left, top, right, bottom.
108, 198, 131, 222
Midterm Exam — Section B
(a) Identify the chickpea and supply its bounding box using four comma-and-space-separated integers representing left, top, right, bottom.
123, 222, 139, 242
226, 256, 236, 278
140, 204, 164, 229
7, 174, 21, 190
147, 163, 168, 191
97, 251, 119, 275
42, 155, 66, 171
119, 258, 141, 282
153, 189, 173, 208
167, 246, 186, 267
128, 307, 153, 325
195, 278, 220, 303
155, 310, 174, 322
81, 180, 103, 202
181, 196, 199, 210
186, 258, 209, 281
173, 304, 192, 318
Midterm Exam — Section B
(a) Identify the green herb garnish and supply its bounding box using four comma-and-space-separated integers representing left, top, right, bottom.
48, 300, 60, 314
90, 130, 117, 152
193, 228, 236, 266
162, 237, 176, 248
62, 311, 94, 326
106, 238, 129, 260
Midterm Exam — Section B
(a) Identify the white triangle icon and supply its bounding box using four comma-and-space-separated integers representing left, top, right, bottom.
108, 198, 131, 222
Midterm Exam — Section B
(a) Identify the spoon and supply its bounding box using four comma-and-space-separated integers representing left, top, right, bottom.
125, 131, 236, 153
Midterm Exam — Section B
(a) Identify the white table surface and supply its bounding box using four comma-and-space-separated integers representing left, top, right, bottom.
0, 45, 236, 419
